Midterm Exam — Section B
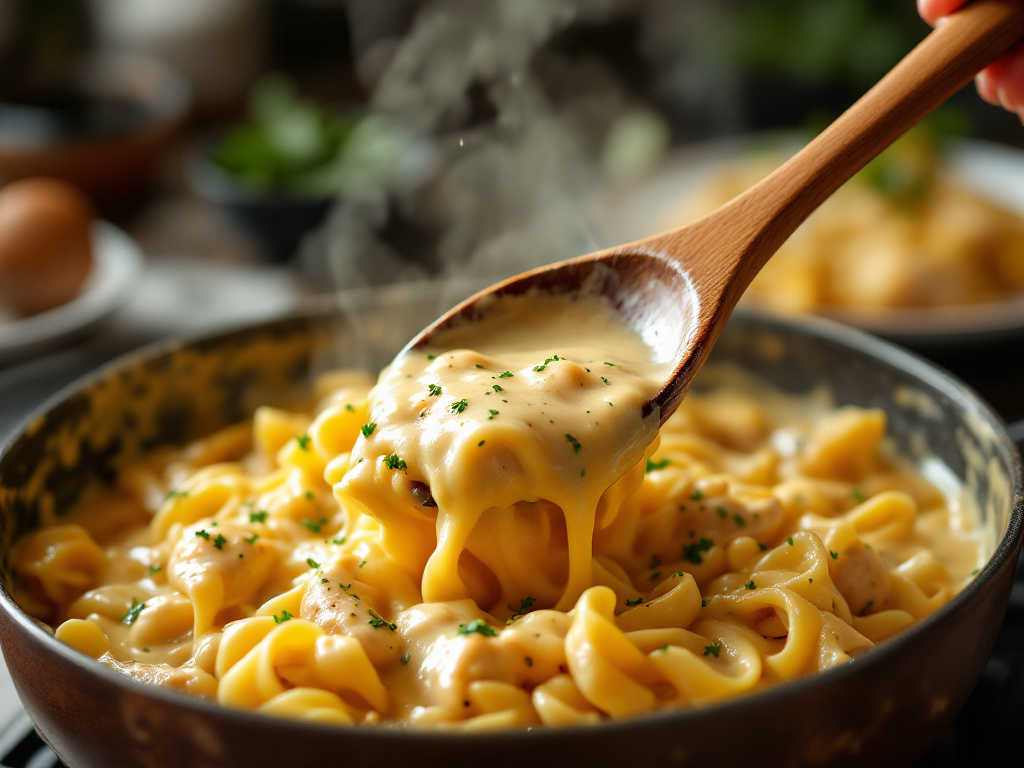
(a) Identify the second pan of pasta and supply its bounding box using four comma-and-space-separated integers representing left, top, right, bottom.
0, 282, 1020, 768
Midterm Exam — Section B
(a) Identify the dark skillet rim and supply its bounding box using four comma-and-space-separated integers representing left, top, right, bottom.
0, 300, 1021, 747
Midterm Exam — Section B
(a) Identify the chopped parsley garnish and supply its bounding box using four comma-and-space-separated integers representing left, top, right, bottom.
499, 371, 514, 378
164, 489, 188, 500
519, 596, 535, 611
428, 383, 442, 397
603, 361, 618, 367
830, 550, 839, 560
487, 409, 499, 420
565, 434, 581, 454
273, 610, 292, 624
477, 440, 485, 447
244, 534, 259, 545
682, 536, 714, 564
450, 399, 468, 414
427, 354, 436, 360
213, 534, 227, 550
646, 457, 670, 473
758, 542, 768, 551
344, 404, 355, 413
475, 363, 484, 369
745, 580, 756, 590
301, 518, 327, 533
600, 376, 610, 385
786, 536, 794, 546
361, 422, 377, 437
383, 454, 408, 471
690, 489, 703, 501
296, 434, 311, 451
850, 487, 865, 501
625, 597, 643, 607
195, 530, 210, 541
358, 560, 367, 568
121, 598, 145, 625
703, 641, 722, 657
492, 384, 503, 393
306, 557, 320, 569
249, 510, 269, 524
368, 609, 397, 631
672, 571, 684, 578
147, 564, 162, 576
457, 619, 497, 637
339, 583, 351, 590
524, 656, 534, 667
733, 514, 746, 528
330, 536, 347, 545
304, 491, 314, 500
533, 355, 562, 372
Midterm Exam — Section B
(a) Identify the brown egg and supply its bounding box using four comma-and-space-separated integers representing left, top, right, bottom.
0, 178, 95, 316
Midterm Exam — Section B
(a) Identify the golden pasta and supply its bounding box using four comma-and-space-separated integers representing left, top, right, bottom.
10, 294, 985, 729
674, 134, 1024, 314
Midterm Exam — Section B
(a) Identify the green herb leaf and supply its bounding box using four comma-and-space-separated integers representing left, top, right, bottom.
682, 536, 714, 565
457, 619, 497, 637
307, 557, 320, 569
703, 641, 722, 657
645, 457, 670, 473
383, 454, 407, 471
625, 597, 643, 607
213, 534, 227, 550
368, 609, 397, 631
450, 399, 468, 414
428, 383, 442, 397
121, 598, 146, 625
249, 510, 269, 524
565, 434, 581, 454
361, 422, 377, 437
273, 610, 292, 624
296, 434, 311, 451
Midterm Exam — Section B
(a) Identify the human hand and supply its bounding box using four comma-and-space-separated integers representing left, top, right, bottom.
918, 0, 1024, 121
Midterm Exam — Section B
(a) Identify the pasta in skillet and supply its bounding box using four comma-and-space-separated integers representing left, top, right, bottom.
11, 294, 984, 729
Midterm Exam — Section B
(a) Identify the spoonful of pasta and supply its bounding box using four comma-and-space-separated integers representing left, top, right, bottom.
401, 0, 1024, 427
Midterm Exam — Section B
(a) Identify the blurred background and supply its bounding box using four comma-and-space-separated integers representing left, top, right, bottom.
0, 2, 1022, 765
1, 0, 1022, 356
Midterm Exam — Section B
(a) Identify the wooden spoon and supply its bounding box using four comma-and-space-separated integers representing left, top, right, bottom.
407, 0, 1024, 424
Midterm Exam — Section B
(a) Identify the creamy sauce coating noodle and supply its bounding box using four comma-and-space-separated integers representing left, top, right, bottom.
11, 295, 985, 729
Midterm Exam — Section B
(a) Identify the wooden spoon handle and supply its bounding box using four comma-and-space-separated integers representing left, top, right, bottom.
661, 0, 1024, 308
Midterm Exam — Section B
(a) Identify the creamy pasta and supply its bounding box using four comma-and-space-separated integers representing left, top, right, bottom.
11, 295, 984, 729
671, 135, 1024, 314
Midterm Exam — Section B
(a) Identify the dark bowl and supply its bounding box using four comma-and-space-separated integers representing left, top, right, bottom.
187, 132, 334, 262
0, 54, 190, 214
0, 285, 1020, 768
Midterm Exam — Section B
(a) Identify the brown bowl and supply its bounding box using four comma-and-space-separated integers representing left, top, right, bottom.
0, 286, 1020, 768
0, 54, 190, 213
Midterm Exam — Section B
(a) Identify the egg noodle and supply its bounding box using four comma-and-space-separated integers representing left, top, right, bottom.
12, 295, 983, 728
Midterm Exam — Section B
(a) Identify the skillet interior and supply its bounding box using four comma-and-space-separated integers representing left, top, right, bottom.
0, 287, 1020, 768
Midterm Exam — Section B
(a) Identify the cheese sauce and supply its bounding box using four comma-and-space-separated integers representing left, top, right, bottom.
338, 292, 668, 611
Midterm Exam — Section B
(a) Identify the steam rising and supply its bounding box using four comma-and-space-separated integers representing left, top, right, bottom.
301, 0, 646, 296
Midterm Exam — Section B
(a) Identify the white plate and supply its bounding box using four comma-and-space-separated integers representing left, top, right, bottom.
594, 136, 1024, 347
0, 221, 143, 363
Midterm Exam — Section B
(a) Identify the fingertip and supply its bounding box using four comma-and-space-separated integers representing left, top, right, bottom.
918, 0, 966, 25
